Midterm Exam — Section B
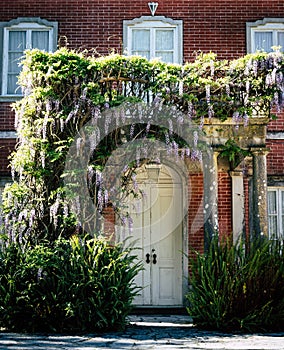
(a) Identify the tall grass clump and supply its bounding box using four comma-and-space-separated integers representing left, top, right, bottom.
187, 236, 284, 332
0, 236, 142, 333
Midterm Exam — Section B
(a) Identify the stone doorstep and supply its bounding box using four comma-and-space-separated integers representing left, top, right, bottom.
127, 314, 193, 327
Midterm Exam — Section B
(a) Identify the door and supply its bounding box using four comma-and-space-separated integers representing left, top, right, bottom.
123, 165, 184, 306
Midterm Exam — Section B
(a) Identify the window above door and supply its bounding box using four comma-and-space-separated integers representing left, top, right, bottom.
0, 17, 58, 100
123, 16, 183, 64
246, 18, 284, 53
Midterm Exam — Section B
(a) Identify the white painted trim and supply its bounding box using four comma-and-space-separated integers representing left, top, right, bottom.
1, 17, 58, 96
0, 131, 17, 138
268, 187, 284, 239
246, 18, 284, 53
267, 131, 284, 139
123, 16, 183, 64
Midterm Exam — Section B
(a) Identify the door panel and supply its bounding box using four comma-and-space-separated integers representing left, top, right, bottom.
122, 165, 183, 306
151, 185, 183, 306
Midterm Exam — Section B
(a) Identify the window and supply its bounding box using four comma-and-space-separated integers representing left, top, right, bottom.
1, 18, 58, 97
123, 16, 183, 64
268, 188, 284, 240
247, 18, 284, 53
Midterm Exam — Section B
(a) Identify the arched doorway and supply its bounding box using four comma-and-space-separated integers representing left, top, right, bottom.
119, 164, 187, 307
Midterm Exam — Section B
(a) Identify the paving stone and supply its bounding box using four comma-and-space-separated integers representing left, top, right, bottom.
0, 316, 284, 349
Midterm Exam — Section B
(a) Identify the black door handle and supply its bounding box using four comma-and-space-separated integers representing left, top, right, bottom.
146, 253, 150, 264
153, 253, 157, 264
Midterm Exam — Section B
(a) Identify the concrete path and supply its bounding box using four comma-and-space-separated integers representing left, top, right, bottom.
1, 315, 284, 349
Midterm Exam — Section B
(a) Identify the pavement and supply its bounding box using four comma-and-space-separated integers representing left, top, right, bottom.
1, 314, 284, 349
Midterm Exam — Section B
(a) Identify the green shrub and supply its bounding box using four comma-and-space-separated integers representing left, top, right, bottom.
186, 236, 284, 332
0, 236, 142, 333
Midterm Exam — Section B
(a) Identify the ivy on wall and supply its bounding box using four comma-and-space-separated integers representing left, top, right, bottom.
2, 48, 284, 244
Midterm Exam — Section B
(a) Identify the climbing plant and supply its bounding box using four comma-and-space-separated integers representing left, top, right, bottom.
2, 47, 284, 244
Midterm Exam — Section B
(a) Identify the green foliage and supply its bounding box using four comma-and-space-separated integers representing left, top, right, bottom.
187, 236, 284, 332
0, 236, 142, 333
219, 139, 251, 169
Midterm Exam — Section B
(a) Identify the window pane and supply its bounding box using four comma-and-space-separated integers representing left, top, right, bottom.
268, 216, 277, 238
132, 29, 150, 59
255, 32, 273, 52
7, 74, 20, 94
268, 191, 277, 213
269, 216, 278, 237
156, 30, 174, 50
32, 31, 49, 50
278, 32, 284, 52
8, 31, 26, 94
156, 51, 173, 63
268, 191, 277, 237
8, 52, 22, 73
9, 31, 26, 51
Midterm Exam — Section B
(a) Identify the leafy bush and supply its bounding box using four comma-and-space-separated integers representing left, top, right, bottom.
0, 236, 142, 333
187, 236, 284, 332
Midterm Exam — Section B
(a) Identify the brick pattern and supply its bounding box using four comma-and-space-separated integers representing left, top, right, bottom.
0, 103, 16, 131
103, 205, 115, 237
267, 139, 284, 175
268, 112, 284, 132
218, 172, 232, 237
0, 138, 16, 175
1, 0, 284, 62
188, 173, 204, 255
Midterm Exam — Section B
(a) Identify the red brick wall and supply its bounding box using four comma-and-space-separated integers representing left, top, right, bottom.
268, 112, 284, 132
103, 205, 115, 237
0, 103, 16, 130
188, 173, 204, 255
267, 139, 284, 175
218, 172, 232, 237
0, 139, 16, 175
1, 0, 284, 62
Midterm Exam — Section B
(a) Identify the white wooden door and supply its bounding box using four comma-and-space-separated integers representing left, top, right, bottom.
125, 166, 183, 306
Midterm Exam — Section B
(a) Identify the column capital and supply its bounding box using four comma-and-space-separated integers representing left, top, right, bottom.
230, 170, 244, 177
250, 147, 270, 156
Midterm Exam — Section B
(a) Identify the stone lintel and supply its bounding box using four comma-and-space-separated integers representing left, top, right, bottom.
202, 117, 269, 149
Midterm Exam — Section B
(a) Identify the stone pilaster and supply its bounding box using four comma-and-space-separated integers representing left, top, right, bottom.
203, 150, 219, 249
251, 148, 269, 238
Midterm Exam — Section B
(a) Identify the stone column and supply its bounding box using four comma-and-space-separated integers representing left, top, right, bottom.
251, 148, 269, 238
203, 150, 219, 249
230, 171, 245, 244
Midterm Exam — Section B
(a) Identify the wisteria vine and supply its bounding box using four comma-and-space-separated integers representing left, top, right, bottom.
1, 47, 284, 244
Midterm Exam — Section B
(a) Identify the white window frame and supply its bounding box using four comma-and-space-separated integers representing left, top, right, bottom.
246, 18, 284, 53
0, 17, 58, 99
123, 16, 183, 64
268, 187, 284, 240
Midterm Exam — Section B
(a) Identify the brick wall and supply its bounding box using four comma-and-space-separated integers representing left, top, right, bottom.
1, 0, 284, 62
268, 112, 284, 132
267, 139, 284, 175
218, 172, 232, 237
0, 139, 16, 175
188, 173, 204, 255
0, 103, 16, 131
